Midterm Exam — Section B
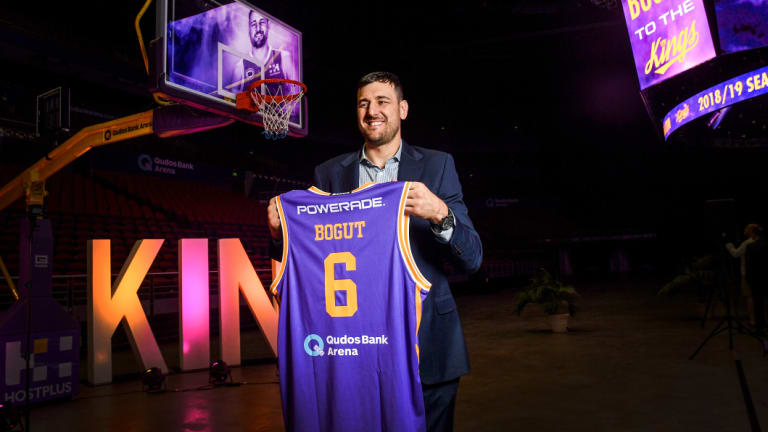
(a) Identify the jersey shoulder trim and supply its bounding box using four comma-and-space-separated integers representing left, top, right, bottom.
352, 182, 376, 193
307, 186, 331, 195
269, 195, 290, 295
308, 182, 377, 195
397, 182, 431, 290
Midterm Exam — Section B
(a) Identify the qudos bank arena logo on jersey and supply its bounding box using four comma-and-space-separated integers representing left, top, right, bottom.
304, 334, 324, 357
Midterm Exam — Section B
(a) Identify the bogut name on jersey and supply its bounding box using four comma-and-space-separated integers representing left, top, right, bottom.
315, 221, 366, 241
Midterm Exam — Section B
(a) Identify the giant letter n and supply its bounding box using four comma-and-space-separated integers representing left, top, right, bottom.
218, 239, 278, 366
87, 239, 168, 384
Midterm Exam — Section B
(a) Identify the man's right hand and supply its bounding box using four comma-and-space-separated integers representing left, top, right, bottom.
267, 197, 282, 241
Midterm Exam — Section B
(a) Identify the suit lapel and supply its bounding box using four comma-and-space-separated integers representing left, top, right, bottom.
338, 151, 360, 193
397, 141, 425, 181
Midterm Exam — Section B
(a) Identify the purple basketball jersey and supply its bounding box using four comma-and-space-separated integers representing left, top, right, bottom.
271, 181, 430, 432
237, 49, 284, 92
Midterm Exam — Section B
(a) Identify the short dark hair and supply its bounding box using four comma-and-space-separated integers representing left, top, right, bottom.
357, 72, 404, 101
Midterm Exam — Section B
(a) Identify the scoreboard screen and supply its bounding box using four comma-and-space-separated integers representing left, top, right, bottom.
715, 0, 768, 53
621, 0, 717, 89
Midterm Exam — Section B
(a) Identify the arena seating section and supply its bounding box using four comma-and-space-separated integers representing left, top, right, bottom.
0, 167, 273, 314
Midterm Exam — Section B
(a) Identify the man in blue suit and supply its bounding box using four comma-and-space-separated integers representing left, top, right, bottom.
268, 71, 482, 431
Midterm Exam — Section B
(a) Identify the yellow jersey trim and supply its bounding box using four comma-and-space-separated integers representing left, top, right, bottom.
308, 182, 378, 196
307, 186, 330, 195
351, 182, 377, 193
269, 196, 290, 295
414, 284, 425, 364
397, 182, 432, 290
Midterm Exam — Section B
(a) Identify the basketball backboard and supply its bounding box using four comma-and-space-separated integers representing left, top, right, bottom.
36, 87, 70, 138
152, 0, 306, 137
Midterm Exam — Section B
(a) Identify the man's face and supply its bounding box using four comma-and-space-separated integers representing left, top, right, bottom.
249, 13, 269, 49
356, 81, 408, 147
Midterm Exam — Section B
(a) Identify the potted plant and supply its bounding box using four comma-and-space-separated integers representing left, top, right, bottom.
514, 269, 578, 333
658, 256, 714, 297
658, 256, 719, 318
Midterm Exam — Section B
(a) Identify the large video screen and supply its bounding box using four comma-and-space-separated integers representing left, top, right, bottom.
163, 1, 304, 130
715, 0, 768, 53
621, 0, 717, 89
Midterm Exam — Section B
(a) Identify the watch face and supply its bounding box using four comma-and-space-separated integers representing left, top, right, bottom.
442, 212, 455, 230
432, 211, 454, 232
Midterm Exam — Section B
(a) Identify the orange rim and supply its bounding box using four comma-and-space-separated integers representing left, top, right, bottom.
247, 79, 307, 104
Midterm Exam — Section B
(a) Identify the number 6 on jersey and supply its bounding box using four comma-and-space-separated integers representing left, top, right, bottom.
324, 252, 358, 317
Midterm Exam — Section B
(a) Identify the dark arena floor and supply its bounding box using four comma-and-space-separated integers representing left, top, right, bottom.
27, 278, 768, 432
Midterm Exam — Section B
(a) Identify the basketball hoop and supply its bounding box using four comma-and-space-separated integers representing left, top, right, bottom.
236, 79, 307, 140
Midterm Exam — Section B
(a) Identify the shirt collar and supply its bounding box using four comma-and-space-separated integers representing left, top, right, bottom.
360, 141, 402, 167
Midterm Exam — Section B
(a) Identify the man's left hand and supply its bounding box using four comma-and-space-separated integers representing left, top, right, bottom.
404, 182, 449, 224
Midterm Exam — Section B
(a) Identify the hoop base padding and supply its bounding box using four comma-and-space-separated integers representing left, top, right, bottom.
153, 104, 235, 137
236, 91, 259, 113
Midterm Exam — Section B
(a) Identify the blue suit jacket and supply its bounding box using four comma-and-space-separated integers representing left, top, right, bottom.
313, 141, 483, 384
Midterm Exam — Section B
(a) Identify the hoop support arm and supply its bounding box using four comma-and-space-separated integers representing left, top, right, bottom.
0, 110, 154, 212
0, 256, 18, 301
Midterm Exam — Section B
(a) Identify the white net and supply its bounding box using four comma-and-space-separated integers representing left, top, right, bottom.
251, 81, 306, 140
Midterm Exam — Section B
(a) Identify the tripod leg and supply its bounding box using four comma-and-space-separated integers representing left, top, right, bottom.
690, 319, 729, 360
701, 282, 718, 328
734, 358, 762, 432
734, 321, 768, 355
